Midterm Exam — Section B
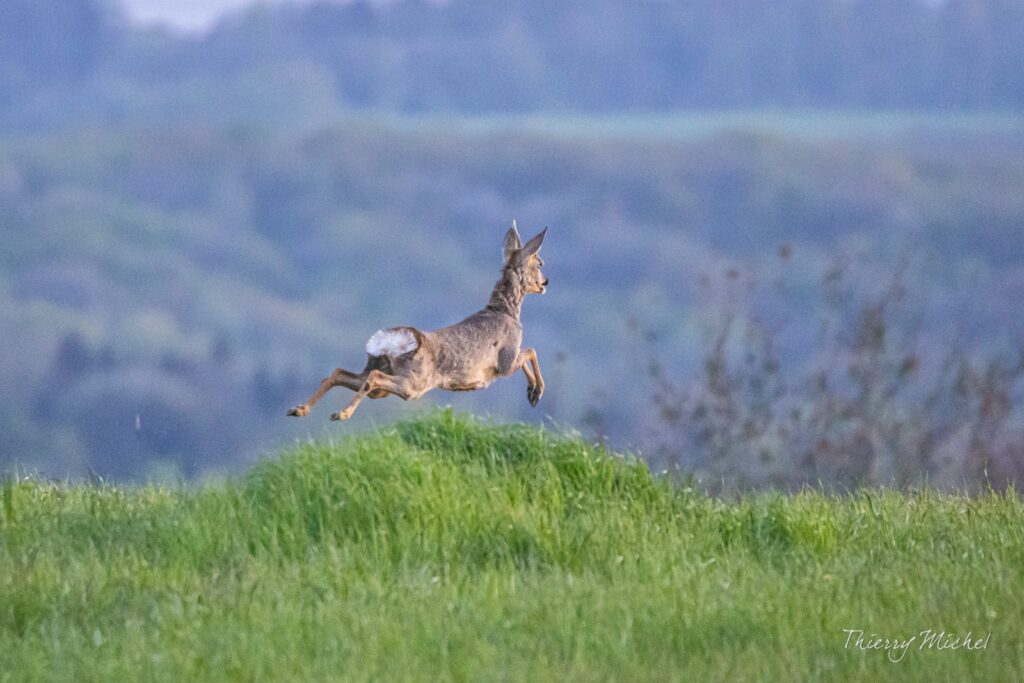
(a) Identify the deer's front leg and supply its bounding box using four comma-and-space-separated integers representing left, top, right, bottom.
517, 348, 545, 407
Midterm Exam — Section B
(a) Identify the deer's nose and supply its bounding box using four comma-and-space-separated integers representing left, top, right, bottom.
542, 277, 549, 286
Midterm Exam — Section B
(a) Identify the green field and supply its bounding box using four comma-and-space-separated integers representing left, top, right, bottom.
2, 410, 1021, 681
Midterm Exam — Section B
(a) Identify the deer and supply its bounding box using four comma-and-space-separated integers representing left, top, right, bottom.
287, 222, 548, 422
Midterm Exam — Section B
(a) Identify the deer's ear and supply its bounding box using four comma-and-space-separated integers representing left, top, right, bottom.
517, 227, 547, 262
503, 223, 522, 263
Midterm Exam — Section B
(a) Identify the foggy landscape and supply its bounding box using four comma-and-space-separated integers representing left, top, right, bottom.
2, 0, 1023, 490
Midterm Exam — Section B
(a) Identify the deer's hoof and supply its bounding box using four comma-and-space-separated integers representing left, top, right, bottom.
527, 384, 544, 407
287, 405, 309, 417
330, 410, 349, 421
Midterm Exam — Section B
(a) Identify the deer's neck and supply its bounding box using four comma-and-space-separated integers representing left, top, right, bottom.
486, 269, 523, 319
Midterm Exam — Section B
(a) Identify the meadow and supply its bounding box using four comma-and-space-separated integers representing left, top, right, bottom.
1, 410, 1021, 681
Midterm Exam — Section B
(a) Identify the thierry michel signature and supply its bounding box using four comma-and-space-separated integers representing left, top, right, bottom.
843, 629, 991, 663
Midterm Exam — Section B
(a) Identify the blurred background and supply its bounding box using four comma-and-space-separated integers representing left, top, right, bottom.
1, 0, 1023, 490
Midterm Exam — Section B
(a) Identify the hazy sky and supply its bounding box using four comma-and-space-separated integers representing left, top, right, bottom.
117, 0, 311, 32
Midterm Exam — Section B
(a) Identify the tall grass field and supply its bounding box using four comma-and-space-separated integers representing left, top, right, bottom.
2, 411, 1021, 681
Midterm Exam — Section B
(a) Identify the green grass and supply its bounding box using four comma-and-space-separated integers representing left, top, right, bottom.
2, 410, 1022, 681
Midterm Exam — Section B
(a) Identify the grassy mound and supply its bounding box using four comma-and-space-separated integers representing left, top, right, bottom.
1, 410, 1022, 681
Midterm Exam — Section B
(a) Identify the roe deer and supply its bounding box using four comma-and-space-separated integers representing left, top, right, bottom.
287, 223, 548, 421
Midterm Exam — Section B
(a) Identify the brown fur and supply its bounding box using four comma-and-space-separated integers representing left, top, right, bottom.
287, 223, 548, 421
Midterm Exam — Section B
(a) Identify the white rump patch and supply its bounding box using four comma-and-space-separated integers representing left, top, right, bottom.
366, 328, 418, 357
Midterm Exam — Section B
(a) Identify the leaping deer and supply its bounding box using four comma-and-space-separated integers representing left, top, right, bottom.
287, 223, 548, 421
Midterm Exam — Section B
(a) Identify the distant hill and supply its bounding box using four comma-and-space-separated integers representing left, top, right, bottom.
3, 0, 1024, 484
3, 117, 1023, 481
2, 0, 1024, 132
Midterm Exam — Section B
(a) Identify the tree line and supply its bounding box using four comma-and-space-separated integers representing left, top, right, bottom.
1, 0, 1022, 129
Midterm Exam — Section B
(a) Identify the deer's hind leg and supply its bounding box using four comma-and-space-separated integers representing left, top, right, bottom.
331, 369, 418, 421
287, 368, 365, 417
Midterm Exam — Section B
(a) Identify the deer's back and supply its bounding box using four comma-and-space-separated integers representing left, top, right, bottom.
425, 309, 522, 389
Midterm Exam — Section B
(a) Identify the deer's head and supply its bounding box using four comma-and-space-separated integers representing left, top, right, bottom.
503, 222, 548, 295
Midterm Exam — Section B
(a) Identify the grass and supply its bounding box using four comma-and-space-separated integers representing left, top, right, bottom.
1, 409, 1022, 681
